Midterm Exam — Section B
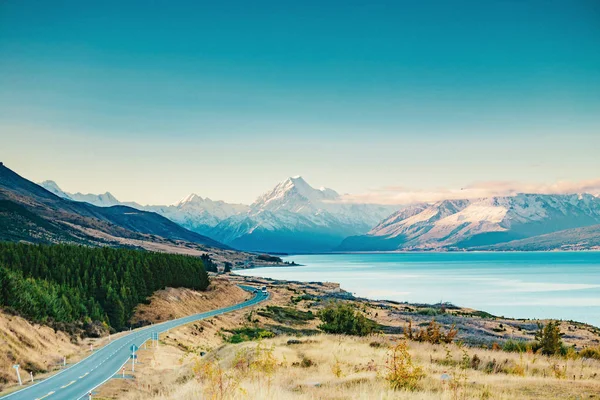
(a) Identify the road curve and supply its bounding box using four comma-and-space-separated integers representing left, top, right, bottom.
1, 285, 268, 400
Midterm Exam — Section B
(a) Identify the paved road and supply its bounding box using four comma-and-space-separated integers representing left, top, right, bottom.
1, 285, 268, 400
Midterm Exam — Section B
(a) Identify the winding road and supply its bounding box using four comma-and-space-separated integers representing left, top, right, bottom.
1, 285, 268, 400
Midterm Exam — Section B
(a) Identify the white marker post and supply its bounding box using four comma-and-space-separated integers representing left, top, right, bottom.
122, 367, 125, 379
130, 344, 139, 372
13, 365, 22, 386
88, 392, 92, 400
63, 356, 67, 367
30, 371, 33, 383
90, 344, 93, 352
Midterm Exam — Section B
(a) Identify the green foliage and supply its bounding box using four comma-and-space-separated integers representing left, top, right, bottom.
257, 306, 315, 325
223, 262, 232, 273
201, 253, 218, 273
502, 339, 535, 353
291, 293, 315, 304
0, 242, 209, 330
317, 303, 377, 336
535, 321, 563, 356
224, 327, 275, 343
580, 347, 600, 360
416, 307, 442, 316
256, 254, 283, 263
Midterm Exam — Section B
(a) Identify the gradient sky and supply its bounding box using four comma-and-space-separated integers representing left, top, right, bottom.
1, 0, 599, 205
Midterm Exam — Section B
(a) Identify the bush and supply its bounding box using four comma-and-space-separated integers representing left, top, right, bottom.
385, 341, 424, 391
502, 339, 536, 353
318, 303, 377, 336
404, 319, 457, 344
224, 327, 275, 343
580, 347, 600, 360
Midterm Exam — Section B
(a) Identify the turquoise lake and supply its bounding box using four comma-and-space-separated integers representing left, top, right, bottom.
236, 252, 600, 327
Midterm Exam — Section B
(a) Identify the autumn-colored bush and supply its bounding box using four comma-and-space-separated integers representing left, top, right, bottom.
405, 319, 458, 344
384, 340, 424, 391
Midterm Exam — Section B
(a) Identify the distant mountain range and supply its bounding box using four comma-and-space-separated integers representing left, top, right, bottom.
208, 176, 397, 252
37, 171, 600, 253
338, 194, 600, 251
41, 176, 396, 253
0, 163, 226, 248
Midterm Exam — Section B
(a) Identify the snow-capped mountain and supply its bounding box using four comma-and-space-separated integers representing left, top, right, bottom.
40, 180, 72, 199
39, 177, 396, 252
39, 181, 249, 235
209, 176, 397, 252
39, 181, 123, 207
145, 194, 249, 235
338, 193, 600, 251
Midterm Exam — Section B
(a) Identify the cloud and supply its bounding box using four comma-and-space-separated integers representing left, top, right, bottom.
337, 178, 600, 205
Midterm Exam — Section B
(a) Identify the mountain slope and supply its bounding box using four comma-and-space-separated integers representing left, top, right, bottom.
39, 181, 247, 236
481, 224, 600, 251
0, 163, 227, 248
210, 176, 396, 252
338, 194, 600, 251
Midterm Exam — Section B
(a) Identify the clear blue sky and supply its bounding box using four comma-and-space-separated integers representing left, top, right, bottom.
1, 0, 599, 204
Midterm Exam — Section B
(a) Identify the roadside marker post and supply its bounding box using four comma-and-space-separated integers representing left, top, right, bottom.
88, 391, 92, 400
63, 355, 66, 367
122, 367, 125, 378
90, 344, 93, 352
30, 371, 33, 383
13, 365, 22, 386
130, 344, 139, 372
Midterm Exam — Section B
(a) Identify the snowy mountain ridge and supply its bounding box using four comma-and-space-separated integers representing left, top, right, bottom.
339, 193, 600, 251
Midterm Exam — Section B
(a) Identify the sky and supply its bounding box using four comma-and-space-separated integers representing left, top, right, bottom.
1, 0, 599, 205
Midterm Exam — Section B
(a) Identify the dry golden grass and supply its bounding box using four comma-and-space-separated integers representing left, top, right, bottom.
118, 334, 600, 400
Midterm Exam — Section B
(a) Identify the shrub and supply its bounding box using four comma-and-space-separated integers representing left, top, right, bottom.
224, 327, 275, 343
384, 341, 424, 391
502, 339, 536, 353
300, 357, 314, 368
318, 303, 377, 336
580, 347, 600, 360
405, 319, 458, 344
535, 321, 563, 356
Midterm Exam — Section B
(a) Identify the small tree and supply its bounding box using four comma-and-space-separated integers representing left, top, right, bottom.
535, 321, 563, 355
223, 262, 232, 274
318, 303, 376, 336
385, 341, 424, 391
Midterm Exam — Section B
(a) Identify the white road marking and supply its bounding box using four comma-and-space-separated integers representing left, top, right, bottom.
35, 391, 54, 400
61, 380, 75, 389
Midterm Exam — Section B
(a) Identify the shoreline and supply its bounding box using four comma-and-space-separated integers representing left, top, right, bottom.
227, 273, 600, 348
231, 271, 600, 331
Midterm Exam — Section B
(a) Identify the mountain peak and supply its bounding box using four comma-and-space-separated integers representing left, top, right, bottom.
174, 193, 205, 206
39, 180, 72, 199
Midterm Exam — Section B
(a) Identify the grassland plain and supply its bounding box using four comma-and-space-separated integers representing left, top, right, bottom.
89, 274, 600, 399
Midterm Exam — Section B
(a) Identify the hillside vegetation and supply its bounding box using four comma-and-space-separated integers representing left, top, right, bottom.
0, 243, 209, 330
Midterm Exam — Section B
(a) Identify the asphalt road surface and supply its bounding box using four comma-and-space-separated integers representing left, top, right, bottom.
1, 285, 268, 400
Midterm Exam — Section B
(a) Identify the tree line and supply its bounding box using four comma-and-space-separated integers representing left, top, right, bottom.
0, 243, 209, 330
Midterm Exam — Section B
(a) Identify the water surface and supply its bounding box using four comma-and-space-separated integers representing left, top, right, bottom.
236, 252, 600, 327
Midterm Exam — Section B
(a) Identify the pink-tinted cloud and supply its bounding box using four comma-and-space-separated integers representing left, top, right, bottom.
337, 178, 600, 205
